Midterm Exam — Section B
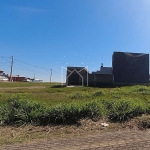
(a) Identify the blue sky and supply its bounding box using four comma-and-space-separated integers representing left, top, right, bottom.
0, 0, 150, 82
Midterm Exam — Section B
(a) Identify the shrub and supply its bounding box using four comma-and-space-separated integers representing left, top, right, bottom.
0, 98, 104, 126
80, 101, 104, 119
0, 98, 46, 125
108, 99, 145, 122
0, 96, 148, 126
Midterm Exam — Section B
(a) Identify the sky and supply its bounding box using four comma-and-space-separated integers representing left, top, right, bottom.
0, 0, 150, 82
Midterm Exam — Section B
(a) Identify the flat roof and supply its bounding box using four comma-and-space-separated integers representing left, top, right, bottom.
113, 51, 149, 55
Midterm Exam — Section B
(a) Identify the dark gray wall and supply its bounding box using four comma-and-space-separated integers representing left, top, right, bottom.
112, 52, 149, 84
66, 67, 113, 86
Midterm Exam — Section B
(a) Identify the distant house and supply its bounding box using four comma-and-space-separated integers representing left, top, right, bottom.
0, 70, 9, 81
0, 76, 9, 81
8, 76, 32, 82
10, 76, 26, 82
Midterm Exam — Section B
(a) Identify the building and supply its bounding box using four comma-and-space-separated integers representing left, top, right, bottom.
90, 64, 113, 86
0, 70, 9, 81
92, 64, 112, 75
66, 65, 113, 87
0, 76, 9, 81
112, 52, 149, 84
66, 67, 89, 86
66, 51, 149, 87
0, 70, 35, 82
8, 76, 32, 82
10, 76, 26, 82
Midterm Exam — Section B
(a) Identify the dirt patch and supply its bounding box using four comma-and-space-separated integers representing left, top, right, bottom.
0, 115, 149, 146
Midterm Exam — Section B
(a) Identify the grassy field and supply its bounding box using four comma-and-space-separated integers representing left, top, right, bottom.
0, 82, 56, 88
0, 82, 150, 122
1, 82, 150, 145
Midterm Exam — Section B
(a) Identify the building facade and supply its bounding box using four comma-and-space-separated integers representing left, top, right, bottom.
112, 52, 149, 84
66, 65, 113, 87
66, 51, 149, 87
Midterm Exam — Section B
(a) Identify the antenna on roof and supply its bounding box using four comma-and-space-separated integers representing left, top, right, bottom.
101, 63, 103, 67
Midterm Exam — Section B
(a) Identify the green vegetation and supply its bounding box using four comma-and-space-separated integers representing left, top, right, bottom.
0, 82, 150, 125
0, 82, 53, 88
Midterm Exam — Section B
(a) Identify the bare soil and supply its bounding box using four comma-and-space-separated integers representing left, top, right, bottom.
0, 115, 149, 146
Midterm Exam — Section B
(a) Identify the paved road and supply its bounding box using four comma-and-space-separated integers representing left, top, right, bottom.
1, 130, 150, 150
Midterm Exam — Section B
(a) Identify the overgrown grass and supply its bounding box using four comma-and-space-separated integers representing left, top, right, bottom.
0, 98, 104, 125
0, 82, 55, 88
0, 83, 150, 125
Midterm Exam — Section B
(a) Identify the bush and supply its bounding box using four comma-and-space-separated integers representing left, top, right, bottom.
108, 99, 146, 122
80, 101, 104, 119
40, 101, 104, 124
0, 97, 148, 126
0, 98, 46, 125
0, 98, 104, 126
40, 104, 80, 124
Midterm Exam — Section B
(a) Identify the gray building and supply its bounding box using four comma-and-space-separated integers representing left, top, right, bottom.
66, 67, 89, 86
66, 65, 113, 87
66, 51, 149, 87
112, 52, 149, 84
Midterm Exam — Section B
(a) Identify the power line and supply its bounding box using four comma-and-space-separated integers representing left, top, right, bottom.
0, 62, 10, 64
13, 62, 53, 76
1, 55, 65, 80
13, 66, 50, 76
0, 56, 11, 62
14, 58, 49, 70
14, 58, 64, 75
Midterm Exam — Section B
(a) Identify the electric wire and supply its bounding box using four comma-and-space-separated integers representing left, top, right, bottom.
0, 56, 66, 80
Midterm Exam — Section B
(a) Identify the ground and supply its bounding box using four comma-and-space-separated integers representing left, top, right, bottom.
0, 82, 150, 149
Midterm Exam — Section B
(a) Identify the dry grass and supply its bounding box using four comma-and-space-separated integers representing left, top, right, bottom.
0, 115, 148, 146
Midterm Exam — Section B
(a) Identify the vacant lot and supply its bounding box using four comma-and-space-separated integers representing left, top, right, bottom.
0, 82, 150, 145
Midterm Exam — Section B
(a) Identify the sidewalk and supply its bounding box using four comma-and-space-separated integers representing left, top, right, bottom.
1, 130, 150, 150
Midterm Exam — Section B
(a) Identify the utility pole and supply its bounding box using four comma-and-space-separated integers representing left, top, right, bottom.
10, 56, 13, 82
50, 69, 52, 83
